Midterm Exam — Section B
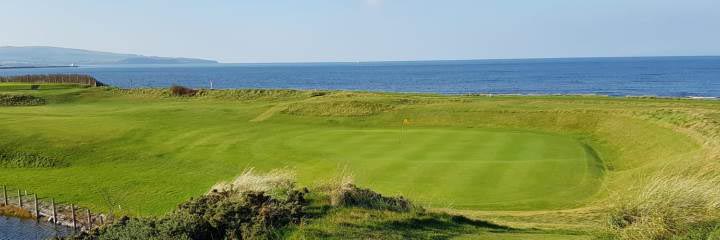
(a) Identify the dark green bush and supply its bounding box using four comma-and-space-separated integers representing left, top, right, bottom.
331, 184, 416, 212
170, 85, 198, 97
0, 94, 46, 106
76, 190, 306, 240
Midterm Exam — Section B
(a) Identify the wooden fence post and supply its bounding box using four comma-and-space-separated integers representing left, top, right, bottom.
51, 198, 57, 225
33, 194, 39, 221
2, 185, 6, 205
71, 204, 77, 231
86, 209, 92, 229
17, 189, 22, 207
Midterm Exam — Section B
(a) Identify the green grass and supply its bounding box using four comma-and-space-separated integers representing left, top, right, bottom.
0, 87, 716, 239
287, 128, 601, 210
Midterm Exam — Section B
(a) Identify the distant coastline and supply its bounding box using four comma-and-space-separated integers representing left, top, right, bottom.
0, 65, 79, 70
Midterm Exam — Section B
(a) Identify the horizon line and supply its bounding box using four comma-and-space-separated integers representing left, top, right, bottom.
216, 55, 720, 65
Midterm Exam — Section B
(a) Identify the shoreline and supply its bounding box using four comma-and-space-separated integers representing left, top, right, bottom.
0, 65, 79, 70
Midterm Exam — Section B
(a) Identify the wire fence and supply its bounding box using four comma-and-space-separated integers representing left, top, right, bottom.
0, 184, 113, 232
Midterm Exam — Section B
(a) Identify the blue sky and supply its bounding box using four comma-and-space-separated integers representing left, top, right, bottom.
1, 0, 719, 63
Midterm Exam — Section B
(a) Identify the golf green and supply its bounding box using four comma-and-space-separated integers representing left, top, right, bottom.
286, 129, 603, 210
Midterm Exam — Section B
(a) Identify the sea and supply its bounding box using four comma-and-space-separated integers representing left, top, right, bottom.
0, 217, 71, 240
1, 56, 720, 98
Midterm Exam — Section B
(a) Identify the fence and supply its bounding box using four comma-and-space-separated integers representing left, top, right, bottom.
0, 185, 113, 232
0, 74, 101, 87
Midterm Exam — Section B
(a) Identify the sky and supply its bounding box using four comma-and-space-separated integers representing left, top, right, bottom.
1, 0, 719, 63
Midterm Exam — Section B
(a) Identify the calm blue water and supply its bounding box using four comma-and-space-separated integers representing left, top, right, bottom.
1, 56, 720, 97
0, 217, 71, 240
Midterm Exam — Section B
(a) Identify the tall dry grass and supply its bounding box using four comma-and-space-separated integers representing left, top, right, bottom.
210, 168, 297, 200
608, 173, 720, 239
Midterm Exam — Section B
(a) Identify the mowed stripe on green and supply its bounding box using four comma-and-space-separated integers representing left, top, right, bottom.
286, 129, 600, 210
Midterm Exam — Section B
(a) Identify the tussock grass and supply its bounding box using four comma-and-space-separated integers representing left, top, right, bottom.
607, 174, 720, 239
210, 168, 297, 200
0, 204, 34, 219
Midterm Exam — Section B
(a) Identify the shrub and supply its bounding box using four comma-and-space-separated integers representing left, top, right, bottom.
330, 184, 416, 212
0, 94, 46, 106
170, 85, 198, 97
77, 191, 306, 240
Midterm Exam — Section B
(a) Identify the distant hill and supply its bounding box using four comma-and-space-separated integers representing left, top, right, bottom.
0, 46, 218, 66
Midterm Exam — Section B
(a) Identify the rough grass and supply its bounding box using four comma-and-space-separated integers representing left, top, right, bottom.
606, 173, 720, 239
0, 204, 34, 219
0, 149, 67, 168
281, 100, 393, 116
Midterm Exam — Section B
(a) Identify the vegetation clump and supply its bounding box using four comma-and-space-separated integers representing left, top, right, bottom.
170, 85, 199, 97
0, 204, 34, 219
607, 175, 720, 240
0, 150, 67, 168
75, 190, 306, 240
211, 168, 297, 201
330, 184, 416, 212
0, 94, 46, 106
